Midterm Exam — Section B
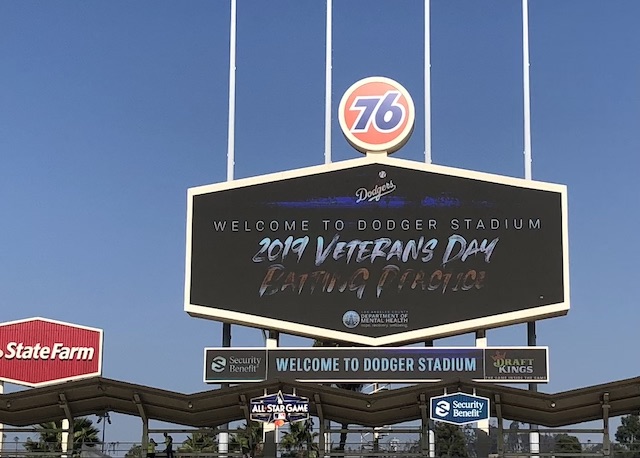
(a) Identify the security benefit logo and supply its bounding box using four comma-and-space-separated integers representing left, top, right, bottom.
430, 392, 490, 426
204, 349, 267, 383
250, 391, 310, 427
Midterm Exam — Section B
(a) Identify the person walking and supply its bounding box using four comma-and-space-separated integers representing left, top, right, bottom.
147, 438, 157, 458
163, 432, 174, 458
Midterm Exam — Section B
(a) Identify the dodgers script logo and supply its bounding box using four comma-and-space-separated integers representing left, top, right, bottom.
355, 170, 397, 203
338, 76, 415, 154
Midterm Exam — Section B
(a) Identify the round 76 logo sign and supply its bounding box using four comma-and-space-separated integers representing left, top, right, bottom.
338, 76, 415, 154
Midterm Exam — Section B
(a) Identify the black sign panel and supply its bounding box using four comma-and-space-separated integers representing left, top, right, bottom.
203, 347, 549, 383
203, 348, 267, 382
187, 157, 568, 344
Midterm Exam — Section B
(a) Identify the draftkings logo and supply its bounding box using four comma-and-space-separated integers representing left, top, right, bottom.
491, 351, 535, 375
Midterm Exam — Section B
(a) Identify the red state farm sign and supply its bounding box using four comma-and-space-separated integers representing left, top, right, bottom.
0, 317, 103, 387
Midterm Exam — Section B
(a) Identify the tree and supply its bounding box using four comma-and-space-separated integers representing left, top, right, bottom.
125, 444, 143, 458
434, 423, 468, 458
280, 420, 318, 458
230, 421, 263, 457
179, 431, 217, 454
463, 424, 497, 458
25, 418, 100, 455
553, 433, 582, 456
313, 340, 363, 452
616, 414, 640, 457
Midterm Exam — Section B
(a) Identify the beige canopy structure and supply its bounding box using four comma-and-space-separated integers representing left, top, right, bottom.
1, 375, 637, 428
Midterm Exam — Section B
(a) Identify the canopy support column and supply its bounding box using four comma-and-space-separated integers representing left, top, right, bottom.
134, 393, 149, 458
495, 394, 504, 458
419, 394, 430, 457
602, 392, 611, 457
58, 394, 74, 457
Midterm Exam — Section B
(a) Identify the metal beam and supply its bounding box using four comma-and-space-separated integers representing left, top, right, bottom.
313, 394, 325, 425
239, 395, 251, 424
133, 393, 147, 421
58, 394, 73, 421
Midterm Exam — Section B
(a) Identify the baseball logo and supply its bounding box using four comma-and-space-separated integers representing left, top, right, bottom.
338, 76, 415, 154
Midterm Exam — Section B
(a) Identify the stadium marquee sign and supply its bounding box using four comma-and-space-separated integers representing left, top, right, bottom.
185, 155, 569, 346
203, 346, 549, 384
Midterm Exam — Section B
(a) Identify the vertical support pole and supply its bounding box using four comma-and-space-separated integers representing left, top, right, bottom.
323, 419, 331, 458
314, 394, 327, 458
324, 0, 332, 164
522, 0, 532, 180
143, 421, 150, 458
67, 420, 75, 456
141, 418, 149, 458
219, 323, 232, 458
602, 393, 610, 457
527, 322, 539, 458
429, 423, 435, 458
262, 331, 280, 457
495, 395, 504, 458
0, 381, 4, 455
419, 394, 429, 458
224, 0, 236, 446
424, 0, 432, 164
135, 394, 149, 458
475, 330, 489, 435
227, 0, 237, 182
319, 420, 326, 457
58, 394, 74, 457
423, 341, 435, 457
61, 419, 70, 457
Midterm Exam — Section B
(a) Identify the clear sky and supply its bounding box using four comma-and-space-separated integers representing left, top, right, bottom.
1, 0, 639, 446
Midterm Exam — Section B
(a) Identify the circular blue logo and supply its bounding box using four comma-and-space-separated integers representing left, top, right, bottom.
342, 311, 360, 329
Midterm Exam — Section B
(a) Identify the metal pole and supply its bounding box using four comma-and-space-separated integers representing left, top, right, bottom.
263, 331, 280, 457
324, 0, 332, 164
424, 0, 432, 164
0, 381, 4, 455
221, 1, 237, 453
528, 322, 539, 458
522, 0, 532, 180
227, 0, 237, 181
523, 2, 539, 456
219, 323, 231, 457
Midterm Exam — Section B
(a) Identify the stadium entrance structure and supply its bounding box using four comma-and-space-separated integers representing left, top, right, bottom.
1, 375, 638, 457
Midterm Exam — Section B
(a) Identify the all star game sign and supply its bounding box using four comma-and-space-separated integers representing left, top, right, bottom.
250, 391, 310, 426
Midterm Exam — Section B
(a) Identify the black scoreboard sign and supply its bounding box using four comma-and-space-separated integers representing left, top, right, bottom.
185, 156, 569, 345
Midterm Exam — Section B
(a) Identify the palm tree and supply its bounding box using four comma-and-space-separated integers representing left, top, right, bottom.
230, 421, 263, 457
313, 340, 363, 452
280, 420, 318, 458
179, 431, 217, 455
25, 418, 100, 455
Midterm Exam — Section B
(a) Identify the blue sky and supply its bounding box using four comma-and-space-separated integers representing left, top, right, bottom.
1, 0, 640, 445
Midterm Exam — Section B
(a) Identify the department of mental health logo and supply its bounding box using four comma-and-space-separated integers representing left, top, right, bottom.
342, 311, 360, 329
338, 76, 415, 154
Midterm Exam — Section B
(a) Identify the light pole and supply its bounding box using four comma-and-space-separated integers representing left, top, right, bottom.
97, 412, 111, 452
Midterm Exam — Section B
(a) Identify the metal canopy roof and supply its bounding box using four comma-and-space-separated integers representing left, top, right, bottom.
1, 376, 639, 428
